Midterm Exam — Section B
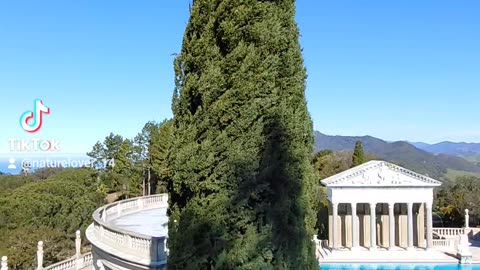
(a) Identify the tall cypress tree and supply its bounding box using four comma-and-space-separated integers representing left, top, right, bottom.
352, 141, 365, 167
168, 1, 317, 269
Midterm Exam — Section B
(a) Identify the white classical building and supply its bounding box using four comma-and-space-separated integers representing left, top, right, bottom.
321, 160, 441, 252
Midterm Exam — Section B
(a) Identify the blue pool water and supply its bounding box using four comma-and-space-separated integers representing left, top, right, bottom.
320, 264, 480, 270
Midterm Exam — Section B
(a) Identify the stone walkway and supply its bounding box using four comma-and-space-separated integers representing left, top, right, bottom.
110, 208, 168, 237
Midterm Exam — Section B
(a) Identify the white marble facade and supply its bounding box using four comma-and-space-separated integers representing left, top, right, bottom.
321, 160, 441, 251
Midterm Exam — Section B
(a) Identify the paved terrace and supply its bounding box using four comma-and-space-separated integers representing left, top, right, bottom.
111, 208, 168, 237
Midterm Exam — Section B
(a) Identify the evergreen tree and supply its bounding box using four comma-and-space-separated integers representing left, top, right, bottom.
133, 122, 155, 195
352, 141, 365, 167
113, 139, 141, 196
168, 1, 317, 269
149, 119, 174, 193
104, 133, 124, 160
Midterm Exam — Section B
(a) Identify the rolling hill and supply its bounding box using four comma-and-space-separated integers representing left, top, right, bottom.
314, 132, 480, 181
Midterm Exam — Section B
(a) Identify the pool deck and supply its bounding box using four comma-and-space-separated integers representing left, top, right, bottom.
318, 238, 480, 265
319, 247, 458, 264
469, 239, 480, 264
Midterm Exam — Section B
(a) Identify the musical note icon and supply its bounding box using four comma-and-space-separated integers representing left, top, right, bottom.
20, 99, 50, 133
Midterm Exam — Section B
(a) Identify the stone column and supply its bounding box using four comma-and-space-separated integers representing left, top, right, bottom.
351, 203, 358, 250
407, 202, 414, 251
1, 256, 7, 270
388, 203, 395, 250
37, 241, 43, 270
370, 203, 377, 250
332, 203, 339, 250
426, 203, 433, 250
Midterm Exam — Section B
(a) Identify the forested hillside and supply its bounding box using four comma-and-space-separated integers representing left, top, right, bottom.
314, 131, 480, 181
0, 169, 103, 269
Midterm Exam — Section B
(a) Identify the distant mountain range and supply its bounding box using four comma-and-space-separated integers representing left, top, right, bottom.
410, 141, 480, 160
314, 132, 480, 181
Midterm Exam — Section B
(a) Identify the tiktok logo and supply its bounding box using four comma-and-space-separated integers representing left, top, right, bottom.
20, 99, 50, 133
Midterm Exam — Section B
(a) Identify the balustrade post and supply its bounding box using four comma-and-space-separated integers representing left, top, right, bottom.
75, 230, 81, 258
75, 230, 82, 269
126, 235, 133, 248
1, 256, 7, 270
465, 209, 470, 229
139, 198, 144, 210
37, 241, 43, 270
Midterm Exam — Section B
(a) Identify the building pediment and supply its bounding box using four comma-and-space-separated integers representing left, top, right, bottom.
321, 160, 441, 187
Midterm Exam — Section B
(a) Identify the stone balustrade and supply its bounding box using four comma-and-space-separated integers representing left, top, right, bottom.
432, 228, 466, 238
44, 253, 93, 270
432, 239, 455, 251
98, 194, 168, 221
0, 230, 93, 270
87, 194, 169, 269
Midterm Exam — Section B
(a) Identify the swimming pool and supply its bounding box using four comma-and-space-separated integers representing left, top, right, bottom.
320, 264, 479, 270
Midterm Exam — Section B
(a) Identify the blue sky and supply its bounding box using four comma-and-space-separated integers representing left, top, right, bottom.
0, 0, 479, 156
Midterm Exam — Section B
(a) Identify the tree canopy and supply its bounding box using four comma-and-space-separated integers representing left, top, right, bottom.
0, 169, 104, 269
435, 176, 480, 227
86, 120, 174, 197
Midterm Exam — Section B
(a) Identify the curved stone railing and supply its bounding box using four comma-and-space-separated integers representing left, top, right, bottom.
90, 194, 169, 263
